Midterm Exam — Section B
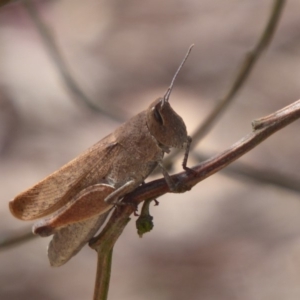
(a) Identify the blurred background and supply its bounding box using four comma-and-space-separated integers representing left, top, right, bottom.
1, 0, 300, 299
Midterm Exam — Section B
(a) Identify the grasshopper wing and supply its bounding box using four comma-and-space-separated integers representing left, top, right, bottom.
48, 211, 110, 267
9, 134, 119, 220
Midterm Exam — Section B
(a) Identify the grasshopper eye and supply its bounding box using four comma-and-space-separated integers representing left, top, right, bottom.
153, 104, 164, 125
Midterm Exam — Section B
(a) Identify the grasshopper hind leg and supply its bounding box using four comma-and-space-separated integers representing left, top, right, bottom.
33, 183, 115, 237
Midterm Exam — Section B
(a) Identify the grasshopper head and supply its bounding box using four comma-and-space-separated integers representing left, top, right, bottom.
146, 45, 193, 151
146, 97, 188, 150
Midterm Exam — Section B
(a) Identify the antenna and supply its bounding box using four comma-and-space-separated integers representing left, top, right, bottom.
163, 44, 194, 103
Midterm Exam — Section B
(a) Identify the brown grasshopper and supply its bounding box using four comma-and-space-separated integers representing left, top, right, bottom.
9, 45, 194, 267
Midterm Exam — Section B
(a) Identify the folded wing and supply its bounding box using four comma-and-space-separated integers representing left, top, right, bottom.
48, 211, 111, 267
9, 135, 118, 220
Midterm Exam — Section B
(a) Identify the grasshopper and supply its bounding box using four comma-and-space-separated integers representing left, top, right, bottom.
9, 45, 193, 266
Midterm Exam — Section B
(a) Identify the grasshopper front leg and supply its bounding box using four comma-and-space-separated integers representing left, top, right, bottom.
158, 136, 194, 193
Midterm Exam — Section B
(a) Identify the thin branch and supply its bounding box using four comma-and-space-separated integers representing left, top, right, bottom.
194, 152, 300, 194
92, 248, 113, 300
90, 98, 300, 299
22, 0, 125, 121
90, 213, 130, 300
190, 0, 285, 148
0, 0, 18, 7
252, 100, 300, 129
130, 99, 300, 203
164, 0, 286, 167
0, 226, 35, 250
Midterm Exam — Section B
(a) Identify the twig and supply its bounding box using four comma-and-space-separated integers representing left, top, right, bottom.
90, 211, 130, 300
90, 98, 300, 299
92, 248, 113, 300
0, 0, 18, 7
0, 226, 35, 250
252, 100, 300, 129
130, 99, 300, 202
193, 152, 300, 194
164, 0, 286, 167
22, 0, 125, 121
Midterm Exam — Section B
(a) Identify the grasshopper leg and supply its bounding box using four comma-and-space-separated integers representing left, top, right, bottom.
33, 183, 115, 236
